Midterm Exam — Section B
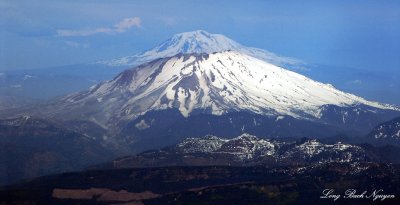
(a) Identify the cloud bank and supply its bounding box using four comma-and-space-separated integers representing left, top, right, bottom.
57, 17, 141, 37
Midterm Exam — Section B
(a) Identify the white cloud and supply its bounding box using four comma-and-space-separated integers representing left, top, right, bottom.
57, 17, 141, 37
114, 17, 141, 32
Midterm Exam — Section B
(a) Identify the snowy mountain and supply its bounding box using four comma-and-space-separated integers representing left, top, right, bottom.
6, 31, 396, 152
51, 51, 396, 127
96, 30, 302, 69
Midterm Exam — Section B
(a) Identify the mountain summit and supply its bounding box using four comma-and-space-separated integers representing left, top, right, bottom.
97, 30, 301, 69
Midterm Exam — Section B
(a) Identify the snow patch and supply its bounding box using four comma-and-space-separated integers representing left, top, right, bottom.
135, 119, 150, 130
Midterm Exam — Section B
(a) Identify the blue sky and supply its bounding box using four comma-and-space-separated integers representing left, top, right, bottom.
1, 0, 399, 73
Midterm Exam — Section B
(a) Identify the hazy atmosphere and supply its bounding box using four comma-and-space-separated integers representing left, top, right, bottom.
1, 1, 400, 204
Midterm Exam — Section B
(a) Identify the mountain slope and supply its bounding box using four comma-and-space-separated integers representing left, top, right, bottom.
366, 116, 400, 146
0, 116, 115, 185
46, 51, 396, 128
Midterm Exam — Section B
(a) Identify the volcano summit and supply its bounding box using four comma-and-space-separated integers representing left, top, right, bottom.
9, 31, 400, 152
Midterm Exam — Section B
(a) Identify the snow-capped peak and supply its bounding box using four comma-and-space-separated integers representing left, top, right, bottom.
152, 30, 241, 54
61, 51, 396, 129
96, 30, 302, 69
